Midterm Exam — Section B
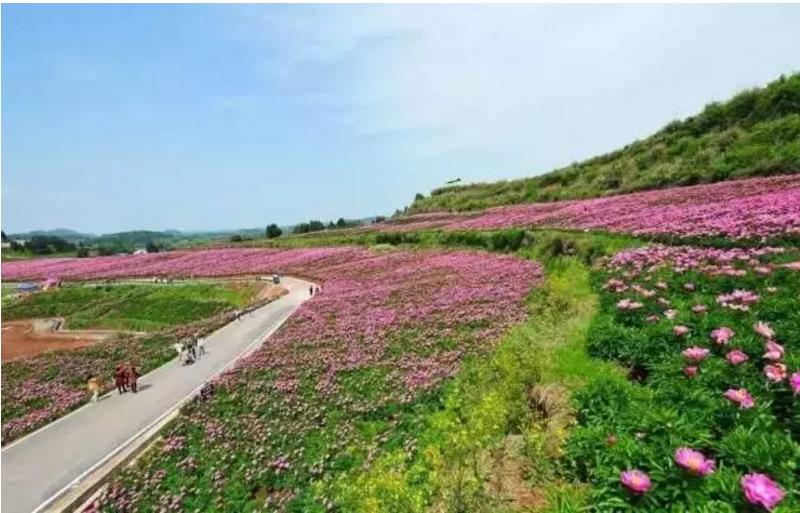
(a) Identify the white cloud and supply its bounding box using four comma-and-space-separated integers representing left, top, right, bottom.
229, 4, 800, 176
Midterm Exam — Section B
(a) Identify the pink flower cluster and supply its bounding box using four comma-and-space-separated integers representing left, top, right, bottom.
366, 175, 800, 240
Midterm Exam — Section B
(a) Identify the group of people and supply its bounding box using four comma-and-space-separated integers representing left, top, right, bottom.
86, 362, 140, 403
174, 335, 206, 366
309, 285, 320, 296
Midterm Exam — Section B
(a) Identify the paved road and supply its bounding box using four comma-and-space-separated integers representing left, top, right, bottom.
1, 278, 313, 513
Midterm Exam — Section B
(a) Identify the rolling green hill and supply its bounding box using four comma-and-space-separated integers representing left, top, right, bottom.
408, 73, 800, 213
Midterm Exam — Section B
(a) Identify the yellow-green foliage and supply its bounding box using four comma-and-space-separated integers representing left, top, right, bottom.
334, 261, 622, 512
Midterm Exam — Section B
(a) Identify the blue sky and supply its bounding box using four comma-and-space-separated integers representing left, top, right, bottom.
3, 4, 800, 234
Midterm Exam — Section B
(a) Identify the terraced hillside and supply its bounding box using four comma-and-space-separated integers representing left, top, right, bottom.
408, 73, 800, 213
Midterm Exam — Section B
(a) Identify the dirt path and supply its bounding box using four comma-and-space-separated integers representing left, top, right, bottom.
0, 320, 130, 363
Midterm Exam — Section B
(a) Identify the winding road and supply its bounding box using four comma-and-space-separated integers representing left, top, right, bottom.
1, 277, 313, 513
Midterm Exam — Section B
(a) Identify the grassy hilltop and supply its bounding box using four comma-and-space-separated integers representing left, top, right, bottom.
409, 73, 800, 213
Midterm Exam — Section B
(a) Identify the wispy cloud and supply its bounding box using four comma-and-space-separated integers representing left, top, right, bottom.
228, 4, 800, 172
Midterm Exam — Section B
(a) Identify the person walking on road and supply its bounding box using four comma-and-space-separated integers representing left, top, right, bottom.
114, 363, 128, 394
127, 363, 140, 393
309, 286, 314, 296
87, 375, 101, 403
198, 336, 207, 357
315, 286, 320, 295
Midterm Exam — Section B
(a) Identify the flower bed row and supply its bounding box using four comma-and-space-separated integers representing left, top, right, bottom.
361, 174, 800, 240
1, 286, 285, 445
87, 249, 543, 511
565, 244, 800, 511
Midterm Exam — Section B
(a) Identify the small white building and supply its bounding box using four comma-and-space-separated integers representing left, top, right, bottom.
132, 248, 148, 255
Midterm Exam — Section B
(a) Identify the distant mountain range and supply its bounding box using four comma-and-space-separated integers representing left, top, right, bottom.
7, 216, 384, 244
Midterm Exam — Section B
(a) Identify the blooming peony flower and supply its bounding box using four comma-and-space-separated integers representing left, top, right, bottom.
741, 473, 784, 511
726, 349, 749, 365
683, 347, 709, 362
711, 327, 735, 345
674, 325, 690, 337
683, 365, 698, 377
691, 304, 707, 314
763, 341, 784, 361
766, 286, 778, 294
790, 373, 800, 395
764, 363, 787, 383
620, 470, 651, 494
664, 309, 678, 319
724, 388, 755, 409
674, 448, 715, 475
655, 281, 668, 290
754, 322, 775, 340
617, 299, 643, 311
646, 314, 660, 323
683, 282, 696, 291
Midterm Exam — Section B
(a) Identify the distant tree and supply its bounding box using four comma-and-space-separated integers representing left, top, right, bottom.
265, 224, 283, 239
373, 216, 387, 223
414, 193, 425, 201
76, 246, 90, 258
97, 245, 115, 256
230, 234, 243, 243
293, 220, 326, 234
145, 240, 160, 253
10, 240, 24, 251
25, 235, 75, 255
1, 231, 7, 243
336, 218, 347, 228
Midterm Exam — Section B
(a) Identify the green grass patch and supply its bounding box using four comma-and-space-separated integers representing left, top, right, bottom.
1, 282, 255, 331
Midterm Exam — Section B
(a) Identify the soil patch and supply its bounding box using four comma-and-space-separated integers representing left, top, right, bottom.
1, 320, 115, 362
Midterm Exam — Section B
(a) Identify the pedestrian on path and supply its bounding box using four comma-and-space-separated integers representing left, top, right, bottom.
127, 363, 140, 393
189, 339, 197, 361
315, 286, 320, 295
198, 336, 207, 356
114, 363, 129, 394
309, 286, 314, 296
172, 342, 184, 365
87, 375, 101, 403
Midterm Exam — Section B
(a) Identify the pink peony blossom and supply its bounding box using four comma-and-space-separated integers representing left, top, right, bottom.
646, 314, 660, 323
711, 327, 735, 345
617, 299, 643, 310
790, 373, 800, 394
741, 473, 784, 511
764, 363, 787, 383
620, 470, 651, 494
683, 346, 709, 362
763, 341, 784, 361
724, 388, 755, 409
664, 309, 678, 319
691, 304, 707, 314
683, 365, 698, 377
674, 448, 715, 475
683, 282, 696, 291
655, 281, 668, 290
673, 325, 690, 337
726, 349, 749, 365
754, 322, 775, 340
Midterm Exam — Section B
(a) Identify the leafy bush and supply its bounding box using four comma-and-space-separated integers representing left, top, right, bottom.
565, 245, 800, 511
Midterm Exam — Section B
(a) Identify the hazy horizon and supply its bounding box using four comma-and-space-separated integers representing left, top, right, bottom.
3, 4, 800, 234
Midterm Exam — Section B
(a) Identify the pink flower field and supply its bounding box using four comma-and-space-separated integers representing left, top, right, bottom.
365, 174, 800, 240
87, 248, 542, 511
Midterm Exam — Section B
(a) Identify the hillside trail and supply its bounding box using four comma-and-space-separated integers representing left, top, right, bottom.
1, 277, 314, 513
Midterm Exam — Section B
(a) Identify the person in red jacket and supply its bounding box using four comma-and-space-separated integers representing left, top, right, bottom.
127, 363, 140, 393
114, 363, 128, 394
